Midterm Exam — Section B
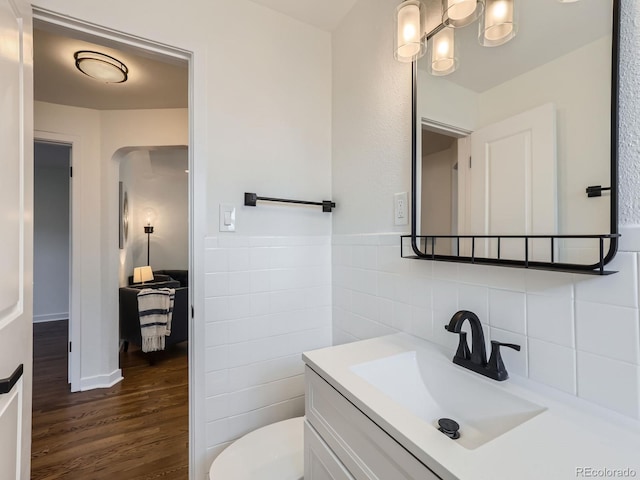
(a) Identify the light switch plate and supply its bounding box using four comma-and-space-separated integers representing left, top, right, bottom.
219, 204, 236, 232
394, 192, 408, 226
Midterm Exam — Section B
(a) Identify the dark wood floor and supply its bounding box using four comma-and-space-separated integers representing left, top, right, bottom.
31, 320, 189, 479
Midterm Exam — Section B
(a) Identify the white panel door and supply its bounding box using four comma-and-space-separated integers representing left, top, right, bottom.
469, 103, 557, 261
0, 0, 33, 478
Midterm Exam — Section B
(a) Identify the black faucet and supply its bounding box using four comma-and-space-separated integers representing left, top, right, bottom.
445, 310, 520, 381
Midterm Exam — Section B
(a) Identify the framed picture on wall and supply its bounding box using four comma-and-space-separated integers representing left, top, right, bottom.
119, 182, 129, 249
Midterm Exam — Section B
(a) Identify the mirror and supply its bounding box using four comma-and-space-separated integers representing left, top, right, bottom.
412, 0, 618, 272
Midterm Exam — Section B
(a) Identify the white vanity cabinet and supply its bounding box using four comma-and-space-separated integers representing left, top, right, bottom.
304, 366, 442, 480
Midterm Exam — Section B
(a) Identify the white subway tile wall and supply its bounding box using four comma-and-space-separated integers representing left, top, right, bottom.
332, 234, 640, 419
204, 235, 332, 459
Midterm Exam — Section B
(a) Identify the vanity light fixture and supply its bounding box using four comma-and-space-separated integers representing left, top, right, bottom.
74, 50, 128, 83
394, 0, 427, 62
394, 0, 536, 74
427, 26, 458, 75
479, 0, 517, 47
442, 0, 484, 28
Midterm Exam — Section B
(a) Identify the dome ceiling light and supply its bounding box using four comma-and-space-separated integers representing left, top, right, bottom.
74, 50, 128, 83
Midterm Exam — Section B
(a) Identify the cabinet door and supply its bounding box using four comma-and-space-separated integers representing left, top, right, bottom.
306, 367, 442, 480
305, 421, 355, 480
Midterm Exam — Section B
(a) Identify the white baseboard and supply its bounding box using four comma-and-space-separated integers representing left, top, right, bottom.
80, 369, 123, 391
33, 312, 69, 323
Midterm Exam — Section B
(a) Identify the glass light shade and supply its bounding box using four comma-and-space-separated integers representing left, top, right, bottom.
479, 0, 518, 47
74, 51, 128, 83
427, 27, 458, 76
143, 207, 157, 227
133, 266, 154, 283
394, 0, 426, 63
442, 0, 484, 28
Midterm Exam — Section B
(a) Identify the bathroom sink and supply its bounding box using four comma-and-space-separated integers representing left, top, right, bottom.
349, 346, 546, 449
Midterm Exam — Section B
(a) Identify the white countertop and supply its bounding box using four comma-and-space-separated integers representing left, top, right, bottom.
302, 333, 640, 480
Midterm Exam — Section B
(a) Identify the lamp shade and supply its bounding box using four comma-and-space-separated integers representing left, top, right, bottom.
443, 0, 484, 28
74, 50, 128, 83
479, 0, 517, 47
133, 266, 154, 284
427, 27, 458, 76
394, 0, 426, 63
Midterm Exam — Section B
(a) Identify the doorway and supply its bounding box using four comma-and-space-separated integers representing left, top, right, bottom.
33, 140, 72, 382
31, 10, 193, 479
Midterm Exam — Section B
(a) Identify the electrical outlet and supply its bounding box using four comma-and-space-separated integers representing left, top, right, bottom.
394, 192, 408, 226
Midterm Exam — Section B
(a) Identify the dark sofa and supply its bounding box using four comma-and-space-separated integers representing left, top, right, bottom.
119, 270, 189, 352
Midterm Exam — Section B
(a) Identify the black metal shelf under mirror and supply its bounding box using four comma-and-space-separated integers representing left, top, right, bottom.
400, 0, 620, 275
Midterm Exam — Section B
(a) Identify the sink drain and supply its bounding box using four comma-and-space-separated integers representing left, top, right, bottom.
438, 418, 460, 440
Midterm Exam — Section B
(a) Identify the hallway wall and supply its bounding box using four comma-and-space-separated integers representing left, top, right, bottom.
33, 142, 70, 322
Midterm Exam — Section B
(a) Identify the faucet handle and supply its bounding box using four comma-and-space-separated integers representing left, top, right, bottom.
492, 341, 520, 352
487, 341, 521, 381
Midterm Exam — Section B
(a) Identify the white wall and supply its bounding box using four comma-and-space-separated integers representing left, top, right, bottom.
33, 143, 70, 322
120, 147, 189, 276
34, 102, 103, 384
619, 0, 640, 225
332, 0, 640, 422
417, 68, 478, 132
332, 0, 411, 235
32, 1, 332, 476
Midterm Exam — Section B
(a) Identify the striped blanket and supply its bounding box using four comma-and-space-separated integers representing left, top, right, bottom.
137, 287, 175, 352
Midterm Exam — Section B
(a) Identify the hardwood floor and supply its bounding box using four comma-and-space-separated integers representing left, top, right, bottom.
31, 320, 189, 479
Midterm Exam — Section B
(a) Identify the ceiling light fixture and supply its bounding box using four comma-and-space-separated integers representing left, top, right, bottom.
74, 50, 128, 83
443, 0, 484, 28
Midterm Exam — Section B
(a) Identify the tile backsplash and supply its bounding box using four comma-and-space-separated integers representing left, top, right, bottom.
204, 235, 332, 463
332, 233, 640, 419
203, 229, 640, 467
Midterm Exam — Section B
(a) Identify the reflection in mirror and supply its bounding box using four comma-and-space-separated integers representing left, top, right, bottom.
415, 0, 616, 267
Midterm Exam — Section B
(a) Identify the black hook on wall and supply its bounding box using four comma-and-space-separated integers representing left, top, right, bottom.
586, 185, 612, 198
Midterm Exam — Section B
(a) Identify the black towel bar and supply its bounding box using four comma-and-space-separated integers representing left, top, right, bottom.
244, 192, 335, 212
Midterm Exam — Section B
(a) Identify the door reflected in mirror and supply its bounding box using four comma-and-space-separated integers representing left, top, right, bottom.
416, 0, 615, 266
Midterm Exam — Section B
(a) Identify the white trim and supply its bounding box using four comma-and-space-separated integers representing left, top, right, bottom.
79, 369, 123, 391
33, 313, 68, 323
421, 117, 472, 138
189, 51, 206, 480
32, 7, 191, 61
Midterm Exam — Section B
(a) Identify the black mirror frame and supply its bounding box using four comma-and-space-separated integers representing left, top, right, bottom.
408, 0, 620, 275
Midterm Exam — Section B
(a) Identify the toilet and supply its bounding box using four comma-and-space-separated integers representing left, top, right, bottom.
209, 416, 304, 479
